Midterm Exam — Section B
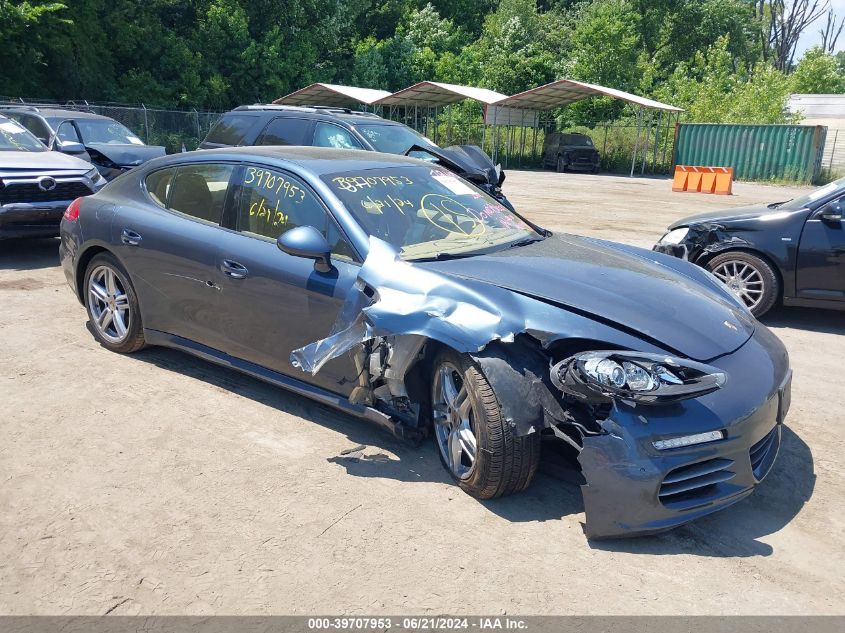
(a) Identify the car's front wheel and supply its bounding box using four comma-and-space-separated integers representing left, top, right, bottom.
84, 253, 146, 353
706, 251, 780, 317
430, 349, 540, 499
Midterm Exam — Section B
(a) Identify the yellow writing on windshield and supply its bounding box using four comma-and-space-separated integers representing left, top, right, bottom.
361, 194, 414, 215
420, 194, 486, 237
332, 175, 413, 193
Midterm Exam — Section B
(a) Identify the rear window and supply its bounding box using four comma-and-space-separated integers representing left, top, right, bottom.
562, 134, 592, 146
204, 114, 261, 146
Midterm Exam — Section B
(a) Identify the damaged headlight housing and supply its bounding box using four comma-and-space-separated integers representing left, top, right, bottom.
659, 227, 689, 245
551, 351, 727, 404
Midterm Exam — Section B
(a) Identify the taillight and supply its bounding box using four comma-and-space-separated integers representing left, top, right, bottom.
63, 197, 82, 222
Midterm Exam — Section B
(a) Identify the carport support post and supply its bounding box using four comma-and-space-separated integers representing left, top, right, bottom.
630, 107, 643, 177
652, 111, 663, 172
447, 105, 453, 146
142, 103, 149, 144
531, 114, 539, 165
641, 109, 651, 175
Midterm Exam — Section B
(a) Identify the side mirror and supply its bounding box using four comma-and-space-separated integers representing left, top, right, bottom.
820, 200, 843, 223
276, 225, 332, 273
56, 140, 86, 155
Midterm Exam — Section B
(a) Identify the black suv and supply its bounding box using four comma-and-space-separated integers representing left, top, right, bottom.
541, 132, 600, 173
200, 105, 514, 209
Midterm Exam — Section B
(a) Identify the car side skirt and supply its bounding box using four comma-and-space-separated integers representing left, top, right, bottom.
142, 329, 404, 436
782, 296, 845, 311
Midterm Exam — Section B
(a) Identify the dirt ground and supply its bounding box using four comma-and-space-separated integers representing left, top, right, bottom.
1, 171, 843, 615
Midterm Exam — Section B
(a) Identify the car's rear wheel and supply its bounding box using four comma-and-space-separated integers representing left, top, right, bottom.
430, 349, 540, 499
706, 251, 779, 317
84, 253, 146, 353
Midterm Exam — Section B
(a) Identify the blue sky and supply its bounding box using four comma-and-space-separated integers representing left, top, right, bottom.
795, 0, 845, 56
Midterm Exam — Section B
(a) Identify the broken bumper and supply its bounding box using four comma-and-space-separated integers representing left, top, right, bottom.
579, 325, 791, 539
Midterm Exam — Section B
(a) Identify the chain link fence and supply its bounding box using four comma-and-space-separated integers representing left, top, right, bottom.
0, 97, 221, 153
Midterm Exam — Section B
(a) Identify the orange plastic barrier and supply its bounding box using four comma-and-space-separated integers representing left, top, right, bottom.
672, 166, 733, 195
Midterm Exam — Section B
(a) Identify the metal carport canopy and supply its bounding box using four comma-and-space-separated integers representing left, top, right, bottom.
493, 79, 683, 112
273, 83, 392, 107
375, 81, 508, 107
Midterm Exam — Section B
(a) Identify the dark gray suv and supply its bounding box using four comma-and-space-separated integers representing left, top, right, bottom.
200, 104, 515, 210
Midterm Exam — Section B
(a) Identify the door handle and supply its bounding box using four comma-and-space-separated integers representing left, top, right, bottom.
220, 259, 249, 279
121, 228, 142, 246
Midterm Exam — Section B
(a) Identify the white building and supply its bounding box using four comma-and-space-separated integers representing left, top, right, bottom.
789, 94, 845, 172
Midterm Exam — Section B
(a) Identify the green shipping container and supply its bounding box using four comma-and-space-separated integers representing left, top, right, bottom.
673, 123, 827, 183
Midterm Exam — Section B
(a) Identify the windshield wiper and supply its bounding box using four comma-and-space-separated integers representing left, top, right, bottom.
767, 201, 788, 209
410, 251, 480, 262
508, 236, 545, 248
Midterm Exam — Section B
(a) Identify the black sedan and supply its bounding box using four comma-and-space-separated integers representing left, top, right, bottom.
654, 177, 845, 317
59, 147, 791, 538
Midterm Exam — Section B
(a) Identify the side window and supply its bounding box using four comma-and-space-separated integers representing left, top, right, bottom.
166, 164, 234, 224
145, 168, 176, 207
256, 117, 310, 146
204, 114, 260, 146
55, 121, 81, 143
313, 123, 363, 149
11, 115, 47, 142
237, 166, 355, 260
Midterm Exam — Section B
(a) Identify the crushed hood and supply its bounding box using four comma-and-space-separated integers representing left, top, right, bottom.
85, 143, 165, 167
420, 234, 754, 362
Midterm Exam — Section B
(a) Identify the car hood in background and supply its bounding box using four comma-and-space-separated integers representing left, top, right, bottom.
421, 234, 755, 362
0, 149, 92, 173
667, 204, 808, 229
85, 143, 166, 167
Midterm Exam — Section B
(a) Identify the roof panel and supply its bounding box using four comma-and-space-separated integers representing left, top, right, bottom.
376, 81, 508, 106
495, 79, 683, 112
273, 83, 392, 107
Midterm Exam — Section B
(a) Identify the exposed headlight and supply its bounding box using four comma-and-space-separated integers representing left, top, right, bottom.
659, 227, 689, 245
551, 351, 727, 404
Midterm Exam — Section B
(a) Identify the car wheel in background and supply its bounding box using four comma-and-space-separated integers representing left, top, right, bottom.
706, 251, 780, 318
84, 253, 146, 353
430, 348, 541, 499
556, 155, 566, 173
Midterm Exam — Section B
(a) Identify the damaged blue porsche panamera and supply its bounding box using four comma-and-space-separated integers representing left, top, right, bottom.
59, 147, 792, 538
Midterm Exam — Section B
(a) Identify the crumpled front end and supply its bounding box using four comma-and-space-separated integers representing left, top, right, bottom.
578, 322, 791, 538
290, 237, 791, 538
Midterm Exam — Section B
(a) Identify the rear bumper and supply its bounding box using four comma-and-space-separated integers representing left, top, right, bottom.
0, 201, 71, 239
579, 325, 792, 538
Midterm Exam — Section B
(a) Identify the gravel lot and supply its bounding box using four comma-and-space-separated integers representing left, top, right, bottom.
1, 171, 843, 615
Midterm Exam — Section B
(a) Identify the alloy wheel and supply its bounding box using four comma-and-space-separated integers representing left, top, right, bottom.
88, 265, 131, 343
432, 362, 477, 480
711, 260, 765, 311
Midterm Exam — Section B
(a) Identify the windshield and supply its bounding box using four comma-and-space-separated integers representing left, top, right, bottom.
0, 118, 47, 152
50, 118, 145, 145
353, 123, 435, 155
777, 176, 845, 210
563, 134, 592, 146
323, 165, 540, 260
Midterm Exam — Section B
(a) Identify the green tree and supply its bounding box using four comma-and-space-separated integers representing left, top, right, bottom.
791, 46, 845, 94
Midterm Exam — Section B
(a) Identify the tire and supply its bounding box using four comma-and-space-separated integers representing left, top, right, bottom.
83, 253, 146, 353
556, 155, 566, 173
706, 251, 780, 318
430, 348, 541, 499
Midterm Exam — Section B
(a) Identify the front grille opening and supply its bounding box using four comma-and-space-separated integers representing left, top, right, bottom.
659, 458, 735, 510
750, 426, 780, 482
0, 181, 93, 205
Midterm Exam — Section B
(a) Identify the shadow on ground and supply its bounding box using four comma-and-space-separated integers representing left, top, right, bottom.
124, 332, 815, 558
762, 305, 845, 336
0, 237, 59, 271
